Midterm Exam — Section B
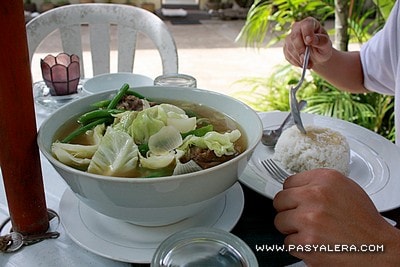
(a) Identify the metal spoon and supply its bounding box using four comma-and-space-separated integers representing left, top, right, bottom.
261, 100, 307, 147
290, 46, 310, 134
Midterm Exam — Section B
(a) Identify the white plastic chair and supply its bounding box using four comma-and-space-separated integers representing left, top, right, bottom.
26, 3, 178, 77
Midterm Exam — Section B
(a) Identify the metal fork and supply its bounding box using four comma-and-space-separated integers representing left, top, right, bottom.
290, 45, 310, 134
261, 158, 292, 184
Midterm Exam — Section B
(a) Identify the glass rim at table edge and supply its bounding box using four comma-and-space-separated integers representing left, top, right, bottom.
239, 111, 400, 212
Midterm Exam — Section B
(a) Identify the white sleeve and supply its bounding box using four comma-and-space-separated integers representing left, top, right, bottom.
360, 0, 400, 96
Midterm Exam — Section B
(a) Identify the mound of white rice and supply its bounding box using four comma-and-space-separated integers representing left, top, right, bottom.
273, 125, 350, 175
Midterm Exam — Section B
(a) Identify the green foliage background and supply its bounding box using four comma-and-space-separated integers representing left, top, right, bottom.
233, 0, 396, 141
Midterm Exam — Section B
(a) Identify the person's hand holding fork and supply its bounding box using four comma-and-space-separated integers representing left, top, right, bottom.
273, 169, 400, 266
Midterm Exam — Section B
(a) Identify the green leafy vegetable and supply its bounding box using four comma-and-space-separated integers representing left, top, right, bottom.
52, 124, 105, 170
138, 143, 149, 157
124, 104, 192, 144
180, 129, 241, 157
88, 127, 139, 176
148, 126, 183, 155
139, 151, 176, 170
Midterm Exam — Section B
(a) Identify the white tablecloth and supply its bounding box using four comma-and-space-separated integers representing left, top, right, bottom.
0, 91, 141, 267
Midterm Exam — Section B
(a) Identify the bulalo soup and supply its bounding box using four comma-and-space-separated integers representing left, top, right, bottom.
52, 97, 247, 178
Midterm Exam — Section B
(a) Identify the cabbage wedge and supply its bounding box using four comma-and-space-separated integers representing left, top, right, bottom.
148, 126, 183, 155
122, 104, 196, 144
140, 126, 183, 169
52, 124, 105, 170
139, 151, 176, 170
173, 160, 203, 175
88, 127, 139, 177
180, 129, 241, 157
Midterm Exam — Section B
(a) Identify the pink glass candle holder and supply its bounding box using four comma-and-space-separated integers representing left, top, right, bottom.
41, 53, 80, 96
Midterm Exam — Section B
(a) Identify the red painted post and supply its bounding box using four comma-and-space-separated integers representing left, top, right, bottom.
0, 2, 49, 234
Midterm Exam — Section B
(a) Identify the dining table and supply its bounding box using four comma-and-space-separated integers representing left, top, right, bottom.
1, 91, 400, 267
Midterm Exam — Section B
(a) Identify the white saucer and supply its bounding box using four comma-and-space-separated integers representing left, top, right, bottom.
82, 73, 154, 94
59, 182, 244, 264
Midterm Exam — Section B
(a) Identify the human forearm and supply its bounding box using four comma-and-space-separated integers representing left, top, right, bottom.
283, 17, 369, 94
312, 49, 369, 94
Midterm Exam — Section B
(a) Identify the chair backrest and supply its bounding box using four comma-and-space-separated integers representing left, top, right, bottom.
26, 3, 178, 77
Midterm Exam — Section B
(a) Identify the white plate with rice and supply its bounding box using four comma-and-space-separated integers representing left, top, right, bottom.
239, 111, 400, 212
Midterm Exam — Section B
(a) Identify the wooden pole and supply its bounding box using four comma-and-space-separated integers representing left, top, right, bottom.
0, 2, 49, 234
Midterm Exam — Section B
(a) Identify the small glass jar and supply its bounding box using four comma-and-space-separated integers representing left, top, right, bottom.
154, 73, 197, 88
151, 227, 258, 267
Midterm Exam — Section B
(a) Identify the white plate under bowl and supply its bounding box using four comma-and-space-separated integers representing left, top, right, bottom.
239, 112, 400, 212
59, 182, 244, 263
82, 72, 153, 94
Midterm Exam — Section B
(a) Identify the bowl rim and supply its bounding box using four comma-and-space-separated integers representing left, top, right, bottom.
37, 86, 263, 183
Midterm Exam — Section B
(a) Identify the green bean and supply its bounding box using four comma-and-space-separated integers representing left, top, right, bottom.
107, 83, 130, 109
126, 89, 147, 99
91, 88, 148, 109
91, 99, 111, 109
61, 118, 111, 143
64, 84, 149, 143
77, 109, 124, 125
